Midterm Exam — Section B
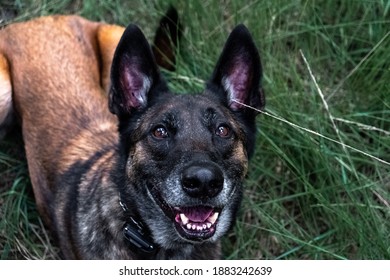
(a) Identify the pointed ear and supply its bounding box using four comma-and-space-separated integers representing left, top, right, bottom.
109, 24, 168, 116
207, 24, 265, 115
152, 6, 182, 71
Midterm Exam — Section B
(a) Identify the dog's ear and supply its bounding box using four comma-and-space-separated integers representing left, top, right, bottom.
109, 24, 168, 116
152, 6, 182, 71
207, 24, 265, 116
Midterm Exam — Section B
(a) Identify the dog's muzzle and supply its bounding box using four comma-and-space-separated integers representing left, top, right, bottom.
174, 163, 224, 241
150, 162, 226, 242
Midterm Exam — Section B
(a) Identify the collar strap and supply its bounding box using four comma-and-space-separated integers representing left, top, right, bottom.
119, 195, 157, 255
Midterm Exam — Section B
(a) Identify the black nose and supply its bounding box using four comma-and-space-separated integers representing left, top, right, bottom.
181, 164, 224, 198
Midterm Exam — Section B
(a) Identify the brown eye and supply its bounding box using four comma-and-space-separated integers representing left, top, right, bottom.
152, 126, 169, 139
216, 125, 231, 138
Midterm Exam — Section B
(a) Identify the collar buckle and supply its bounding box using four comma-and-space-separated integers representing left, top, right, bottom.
119, 194, 157, 255
123, 217, 156, 253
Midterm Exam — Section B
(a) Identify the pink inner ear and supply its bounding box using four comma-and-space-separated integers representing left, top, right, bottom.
121, 67, 150, 110
224, 60, 253, 110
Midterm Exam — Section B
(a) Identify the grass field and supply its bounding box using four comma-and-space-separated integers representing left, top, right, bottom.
0, 0, 389, 259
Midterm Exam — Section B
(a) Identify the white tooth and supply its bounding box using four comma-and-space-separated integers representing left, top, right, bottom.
197, 225, 203, 231
207, 212, 219, 224
203, 224, 207, 230
187, 223, 192, 230
207, 223, 212, 229
180, 213, 189, 225
192, 224, 196, 230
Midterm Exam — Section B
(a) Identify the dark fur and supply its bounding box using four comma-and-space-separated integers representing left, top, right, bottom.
0, 12, 264, 259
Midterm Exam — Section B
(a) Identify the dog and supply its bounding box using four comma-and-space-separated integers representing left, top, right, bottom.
0, 9, 265, 259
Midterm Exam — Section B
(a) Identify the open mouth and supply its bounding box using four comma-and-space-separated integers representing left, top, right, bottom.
173, 206, 220, 241
148, 186, 221, 241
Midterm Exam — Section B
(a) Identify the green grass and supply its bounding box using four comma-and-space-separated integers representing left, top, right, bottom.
1, 0, 389, 259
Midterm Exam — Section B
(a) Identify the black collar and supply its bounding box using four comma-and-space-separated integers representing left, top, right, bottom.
119, 196, 158, 256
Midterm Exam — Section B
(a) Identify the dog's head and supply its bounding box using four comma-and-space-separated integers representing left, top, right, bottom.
109, 23, 264, 249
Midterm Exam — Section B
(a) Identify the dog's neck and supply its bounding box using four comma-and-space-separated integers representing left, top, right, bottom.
119, 195, 159, 256
119, 194, 201, 259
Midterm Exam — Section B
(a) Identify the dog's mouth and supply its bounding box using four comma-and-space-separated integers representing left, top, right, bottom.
148, 186, 221, 241
173, 206, 220, 241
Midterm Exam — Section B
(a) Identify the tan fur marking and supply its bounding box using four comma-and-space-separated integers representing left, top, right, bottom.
0, 15, 119, 221
97, 24, 125, 93
126, 142, 147, 178
233, 142, 249, 177
59, 120, 118, 174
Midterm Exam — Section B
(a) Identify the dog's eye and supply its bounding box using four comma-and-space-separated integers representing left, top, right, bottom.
152, 126, 169, 139
215, 125, 231, 138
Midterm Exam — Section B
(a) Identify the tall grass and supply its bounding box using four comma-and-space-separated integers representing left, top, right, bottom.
0, 0, 389, 259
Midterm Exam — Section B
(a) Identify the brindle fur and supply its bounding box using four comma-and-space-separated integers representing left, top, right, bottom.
0, 11, 264, 259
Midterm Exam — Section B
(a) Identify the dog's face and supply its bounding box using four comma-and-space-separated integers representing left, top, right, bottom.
109, 24, 264, 249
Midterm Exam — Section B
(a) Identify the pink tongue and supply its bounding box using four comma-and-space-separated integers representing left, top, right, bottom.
181, 206, 214, 222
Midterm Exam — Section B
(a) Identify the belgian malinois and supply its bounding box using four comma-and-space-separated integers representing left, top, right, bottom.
0, 9, 265, 259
